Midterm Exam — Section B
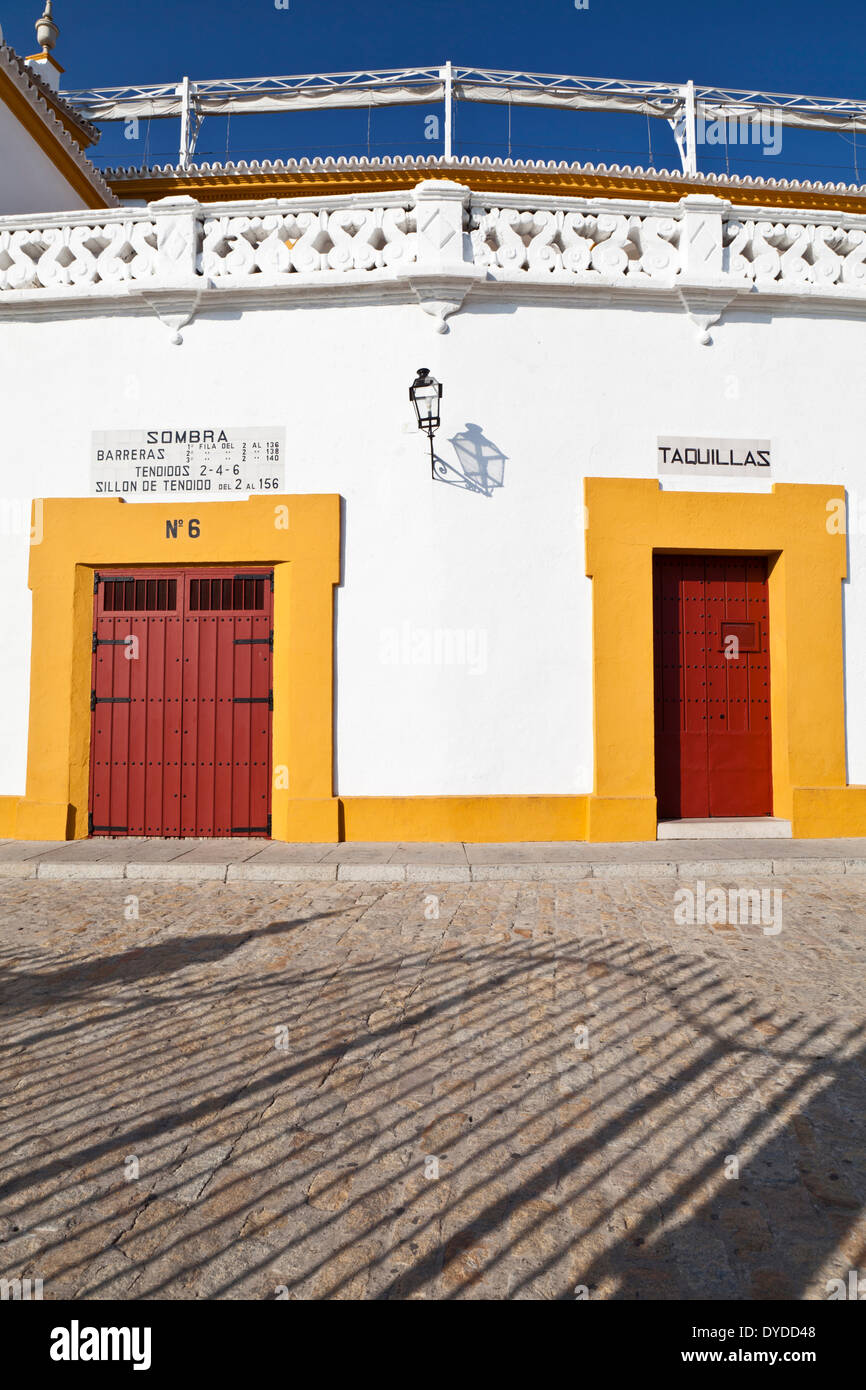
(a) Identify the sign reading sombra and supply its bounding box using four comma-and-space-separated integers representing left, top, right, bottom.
91, 427, 286, 498
658, 437, 771, 477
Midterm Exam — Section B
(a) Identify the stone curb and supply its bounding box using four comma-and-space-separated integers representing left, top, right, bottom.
674, 859, 774, 878
469, 864, 592, 881
37, 862, 126, 880
582, 862, 675, 879
0, 857, 861, 884
772, 858, 847, 875
337, 864, 407, 882
123, 862, 230, 881
225, 863, 337, 882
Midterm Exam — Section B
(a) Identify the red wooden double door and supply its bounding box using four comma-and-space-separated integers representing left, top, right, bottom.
89, 568, 273, 836
653, 555, 772, 819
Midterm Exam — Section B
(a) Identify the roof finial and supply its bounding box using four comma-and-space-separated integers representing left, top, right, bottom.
35, 0, 59, 55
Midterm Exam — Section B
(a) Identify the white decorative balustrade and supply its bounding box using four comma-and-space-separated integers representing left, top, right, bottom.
469, 207, 681, 279
201, 205, 418, 276
3, 181, 866, 338
468, 200, 866, 289
722, 219, 866, 286
0, 217, 159, 290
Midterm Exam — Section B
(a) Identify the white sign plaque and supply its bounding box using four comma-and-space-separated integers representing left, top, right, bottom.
91, 427, 286, 498
658, 436, 771, 477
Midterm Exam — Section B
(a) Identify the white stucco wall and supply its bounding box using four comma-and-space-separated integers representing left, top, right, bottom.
1, 291, 865, 798
0, 102, 89, 214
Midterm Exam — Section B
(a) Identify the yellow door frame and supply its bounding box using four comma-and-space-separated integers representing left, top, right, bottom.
584, 478, 866, 840
15, 494, 341, 841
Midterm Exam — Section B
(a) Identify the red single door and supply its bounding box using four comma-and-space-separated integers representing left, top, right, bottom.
653, 556, 772, 819
89, 568, 273, 836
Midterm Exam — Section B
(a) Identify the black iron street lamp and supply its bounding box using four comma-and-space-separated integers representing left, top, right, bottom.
409, 367, 442, 477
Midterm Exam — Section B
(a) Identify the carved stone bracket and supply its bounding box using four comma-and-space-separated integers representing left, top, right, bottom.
676, 286, 740, 346
399, 266, 484, 333
138, 286, 204, 344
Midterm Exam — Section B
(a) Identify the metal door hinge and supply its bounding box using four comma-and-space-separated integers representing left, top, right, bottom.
233, 691, 273, 710
91, 692, 132, 711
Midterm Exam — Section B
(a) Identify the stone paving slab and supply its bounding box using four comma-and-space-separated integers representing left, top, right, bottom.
35, 839, 191, 864
0, 874, 863, 1301
169, 840, 274, 865
0, 840, 67, 863
318, 843, 401, 863
231, 843, 335, 864
389, 842, 471, 864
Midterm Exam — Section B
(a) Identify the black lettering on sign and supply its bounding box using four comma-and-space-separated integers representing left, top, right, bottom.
189, 519, 201, 538
165, 519, 183, 539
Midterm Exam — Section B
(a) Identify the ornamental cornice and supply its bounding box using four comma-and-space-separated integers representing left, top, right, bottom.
102, 153, 866, 217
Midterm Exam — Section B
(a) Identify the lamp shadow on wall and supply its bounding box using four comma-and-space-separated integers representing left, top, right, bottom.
434, 422, 507, 497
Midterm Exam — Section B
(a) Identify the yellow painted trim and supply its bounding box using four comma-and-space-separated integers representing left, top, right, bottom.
107, 166, 866, 215
0, 66, 107, 201
341, 796, 588, 842
24, 53, 65, 73
0, 788, 588, 843
584, 478, 857, 840
586, 796, 657, 844
0, 795, 19, 837
790, 788, 866, 839
18, 495, 341, 841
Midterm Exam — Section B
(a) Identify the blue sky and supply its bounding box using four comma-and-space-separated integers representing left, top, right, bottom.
3, 0, 865, 183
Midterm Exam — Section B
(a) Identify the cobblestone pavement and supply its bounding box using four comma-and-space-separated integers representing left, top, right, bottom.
0, 875, 864, 1300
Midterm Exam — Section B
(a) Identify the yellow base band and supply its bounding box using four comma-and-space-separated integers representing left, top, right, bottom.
791, 787, 866, 839
586, 796, 658, 843
273, 798, 342, 842
5, 788, 866, 842
11, 799, 76, 840
0, 796, 21, 837
340, 795, 588, 842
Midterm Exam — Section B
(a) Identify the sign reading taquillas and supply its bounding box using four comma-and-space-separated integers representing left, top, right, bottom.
658, 437, 771, 477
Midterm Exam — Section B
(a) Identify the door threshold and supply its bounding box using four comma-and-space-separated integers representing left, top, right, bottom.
657, 818, 793, 841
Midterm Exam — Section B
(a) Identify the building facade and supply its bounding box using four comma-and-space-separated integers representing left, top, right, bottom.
3, 37, 866, 843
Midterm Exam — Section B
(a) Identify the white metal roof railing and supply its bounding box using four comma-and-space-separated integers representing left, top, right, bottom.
65, 64, 444, 106
62, 62, 866, 175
